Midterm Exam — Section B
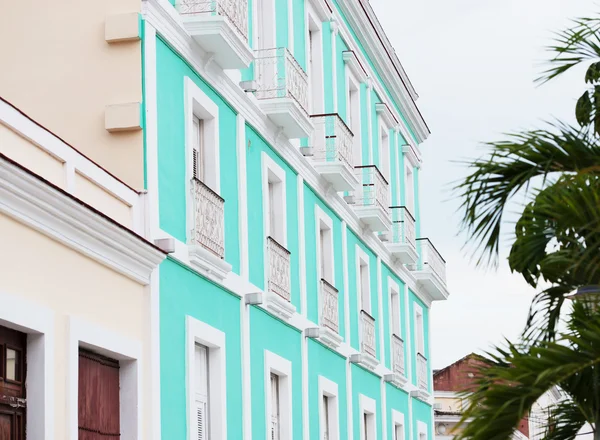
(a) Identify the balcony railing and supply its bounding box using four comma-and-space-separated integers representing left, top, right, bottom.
391, 334, 405, 377
310, 113, 354, 168
417, 352, 428, 391
360, 310, 376, 358
177, 0, 248, 41
390, 206, 416, 249
267, 236, 291, 302
254, 48, 309, 114
417, 238, 446, 283
355, 165, 390, 213
320, 279, 339, 333
191, 178, 225, 259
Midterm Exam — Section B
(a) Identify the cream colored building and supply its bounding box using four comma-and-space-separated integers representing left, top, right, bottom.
0, 97, 165, 439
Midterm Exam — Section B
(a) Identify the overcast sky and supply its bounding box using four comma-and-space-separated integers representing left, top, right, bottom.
370, 0, 596, 369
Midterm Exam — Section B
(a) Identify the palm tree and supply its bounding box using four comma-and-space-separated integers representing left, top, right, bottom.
456, 15, 600, 340
455, 302, 600, 440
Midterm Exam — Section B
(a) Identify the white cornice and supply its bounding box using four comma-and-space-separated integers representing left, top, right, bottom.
334, 0, 430, 143
0, 155, 166, 284
342, 50, 368, 83
375, 102, 395, 129
308, 0, 333, 22
142, 0, 444, 306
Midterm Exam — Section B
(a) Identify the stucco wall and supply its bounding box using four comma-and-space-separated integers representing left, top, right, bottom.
0, 212, 151, 439
0, 0, 143, 188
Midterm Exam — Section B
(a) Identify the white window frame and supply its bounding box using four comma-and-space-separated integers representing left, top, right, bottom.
67, 316, 141, 440
404, 162, 415, 214
355, 245, 371, 315
261, 152, 287, 247
305, 3, 324, 115
318, 376, 340, 440
315, 205, 334, 284
186, 316, 227, 440
378, 120, 391, 184
414, 303, 425, 356
345, 67, 362, 166
391, 410, 405, 440
264, 351, 293, 440
0, 291, 54, 440
417, 420, 428, 440
388, 277, 401, 337
253, 0, 276, 51
359, 394, 377, 440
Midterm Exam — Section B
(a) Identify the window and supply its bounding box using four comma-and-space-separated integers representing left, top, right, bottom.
405, 164, 414, 213
271, 373, 280, 440
417, 421, 428, 440
186, 316, 227, 440
356, 247, 370, 315
359, 395, 376, 440
390, 287, 401, 336
255, 0, 275, 50
391, 410, 405, 440
265, 351, 292, 440
316, 207, 334, 284
347, 71, 361, 166
195, 344, 210, 440
394, 425, 404, 440
262, 153, 287, 246
323, 395, 330, 440
306, 8, 324, 114
193, 116, 205, 182
319, 376, 339, 440
379, 125, 390, 183
415, 305, 425, 355
0, 326, 26, 440
78, 349, 121, 439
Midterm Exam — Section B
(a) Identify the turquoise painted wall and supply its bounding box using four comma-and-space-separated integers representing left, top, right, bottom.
412, 399, 433, 440
155, 37, 241, 273
408, 290, 430, 391
245, 125, 301, 310
293, 0, 306, 69
380, 265, 407, 372
249, 307, 304, 440
303, 185, 346, 339
307, 340, 349, 440
385, 384, 410, 440
351, 364, 383, 439
159, 258, 243, 440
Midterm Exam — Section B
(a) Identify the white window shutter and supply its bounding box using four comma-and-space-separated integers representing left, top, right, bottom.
323, 395, 329, 440
192, 116, 204, 181
195, 344, 209, 440
270, 373, 280, 440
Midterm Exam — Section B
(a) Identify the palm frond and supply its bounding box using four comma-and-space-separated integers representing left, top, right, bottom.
540, 401, 586, 440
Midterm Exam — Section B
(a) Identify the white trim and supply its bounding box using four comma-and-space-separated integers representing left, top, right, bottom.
366, 79, 373, 164
301, 333, 310, 440
315, 204, 335, 285
359, 394, 377, 440
417, 420, 428, 440
391, 410, 406, 440
387, 277, 401, 337
393, 129, 402, 206
376, 257, 384, 366
264, 350, 293, 440
0, 291, 55, 440
186, 316, 228, 440
0, 98, 143, 233
342, 222, 350, 344
307, 0, 333, 21
403, 284, 413, 384
342, 50, 368, 83
331, 21, 339, 113
261, 152, 288, 246
241, 287, 252, 440
287, 0, 294, 54
355, 245, 371, 315
67, 316, 142, 440
305, 3, 325, 115
346, 360, 354, 440
318, 376, 340, 440
0, 155, 165, 284
298, 175, 307, 315
346, 64, 362, 166
142, 0, 441, 308
414, 302, 425, 356
237, 114, 249, 279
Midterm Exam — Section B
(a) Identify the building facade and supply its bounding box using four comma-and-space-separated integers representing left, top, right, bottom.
0, 0, 448, 438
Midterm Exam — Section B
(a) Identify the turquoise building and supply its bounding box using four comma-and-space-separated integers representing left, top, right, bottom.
141, 0, 450, 439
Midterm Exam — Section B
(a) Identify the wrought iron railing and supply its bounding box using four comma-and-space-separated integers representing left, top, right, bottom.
390, 206, 416, 249
320, 279, 339, 333
310, 113, 354, 168
355, 165, 390, 213
267, 236, 291, 301
417, 352, 428, 391
360, 310, 376, 358
254, 48, 309, 114
391, 334, 405, 377
416, 238, 446, 283
177, 0, 249, 41
191, 178, 225, 258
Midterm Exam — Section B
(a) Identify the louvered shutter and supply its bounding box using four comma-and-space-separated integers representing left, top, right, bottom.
195, 344, 209, 440
270, 373, 280, 440
192, 117, 204, 181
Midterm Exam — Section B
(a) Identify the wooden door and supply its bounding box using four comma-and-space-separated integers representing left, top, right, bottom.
0, 326, 26, 440
78, 349, 120, 440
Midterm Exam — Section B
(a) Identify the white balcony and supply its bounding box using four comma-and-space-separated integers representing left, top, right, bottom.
178, 0, 253, 69
387, 206, 419, 264
188, 178, 231, 280
358, 310, 378, 369
310, 114, 359, 192
417, 352, 428, 392
263, 236, 295, 320
413, 238, 449, 301
254, 48, 313, 139
353, 165, 391, 232
388, 334, 408, 387
319, 279, 343, 348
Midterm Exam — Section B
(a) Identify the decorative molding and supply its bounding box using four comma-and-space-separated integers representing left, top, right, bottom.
188, 245, 232, 282
342, 50, 368, 83
402, 143, 422, 169
307, 0, 333, 22
0, 155, 165, 284
141, 0, 442, 307
262, 291, 297, 322
375, 103, 396, 129
319, 327, 343, 349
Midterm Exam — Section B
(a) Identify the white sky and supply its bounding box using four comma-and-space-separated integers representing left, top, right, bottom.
370, 0, 596, 369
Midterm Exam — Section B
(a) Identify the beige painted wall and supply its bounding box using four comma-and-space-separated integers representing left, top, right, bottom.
0, 213, 152, 439
0, 0, 143, 189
